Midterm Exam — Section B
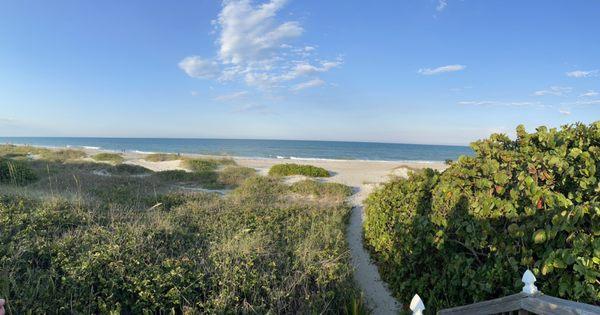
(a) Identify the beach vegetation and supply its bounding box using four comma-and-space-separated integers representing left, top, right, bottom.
0, 158, 38, 185
0, 144, 50, 159
0, 155, 363, 313
217, 166, 256, 187
364, 121, 600, 312
269, 163, 330, 177
290, 179, 353, 201
39, 149, 87, 162
92, 153, 124, 164
144, 153, 180, 162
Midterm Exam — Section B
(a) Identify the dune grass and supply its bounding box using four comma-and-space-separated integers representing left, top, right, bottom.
144, 153, 180, 162
269, 163, 330, 177
0, 156, 364, 313
92, 153, 124, 164
0, 144, 51, 159
39, 149, 87, 162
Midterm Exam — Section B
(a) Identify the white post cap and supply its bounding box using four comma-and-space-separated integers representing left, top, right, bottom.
410, 294, 425, 315
522, 269, 538, 294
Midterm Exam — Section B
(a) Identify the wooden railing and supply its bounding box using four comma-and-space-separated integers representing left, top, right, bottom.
409, 270, 600, 315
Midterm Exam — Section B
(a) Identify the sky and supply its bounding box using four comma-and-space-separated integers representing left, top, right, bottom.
1, 0, 599, 145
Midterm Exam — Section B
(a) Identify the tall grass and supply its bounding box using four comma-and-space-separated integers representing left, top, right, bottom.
92, 153, 124, 164
0, 158, 364, 313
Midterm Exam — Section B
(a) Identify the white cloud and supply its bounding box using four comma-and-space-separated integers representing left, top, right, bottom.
190, 91, 199, 96
218, 0, 303, 65
232, 103, 272, 114
418, 64, 465, 75
178, 56, 219, 78
0, 117, 17, 125
179, 0, 340, 91
214, 90, 249, 101
436, 0, 448, 11
580, 90, 599, 97
533, 86, 572, 96
566, 99, 600, 106
559, 109, 571, 115
566, 69, 598, 78
291, 78, 325, 91
458, 101, 546, 107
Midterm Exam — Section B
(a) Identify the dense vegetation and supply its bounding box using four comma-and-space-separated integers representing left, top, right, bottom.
92, 153, 124, 164
0, 149, 363, 313
0, 159, 37, 185
269, 163, 330, 177
364, 122, 600, 312
182, 157, 235, 172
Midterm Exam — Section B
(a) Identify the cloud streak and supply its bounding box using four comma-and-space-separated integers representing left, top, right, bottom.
291, 78, 325, 91
533, 86, 572, 96
418, 64, 465, 75
566, 69, 598, 78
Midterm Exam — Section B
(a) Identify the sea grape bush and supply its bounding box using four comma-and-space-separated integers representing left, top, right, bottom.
364, 122, 600, 312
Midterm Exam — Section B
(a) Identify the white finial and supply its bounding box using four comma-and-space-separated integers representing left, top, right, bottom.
410, 294, 425, 315
522, 269, 538, 294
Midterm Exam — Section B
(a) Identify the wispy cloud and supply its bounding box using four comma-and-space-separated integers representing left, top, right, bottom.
232, 104, 273, 114
179, 0, 340, 91
580, 90, 599, 97
214, 91, 249, 101
458, 100, 546, 107
436, 0, 448, 12
564, 99, 600, 106
190, 91, 199, 96
0, 117, 17, 125
559, 109, 571, 115
418, 64, 465, 75
291, 78, 325, 91
566, 69, 598, 78
533, 86, 572, 96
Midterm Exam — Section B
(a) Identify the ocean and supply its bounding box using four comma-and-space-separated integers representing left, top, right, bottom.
0, 137, 473, 162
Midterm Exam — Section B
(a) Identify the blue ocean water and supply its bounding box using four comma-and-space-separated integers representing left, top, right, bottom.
0, 137, 473, 162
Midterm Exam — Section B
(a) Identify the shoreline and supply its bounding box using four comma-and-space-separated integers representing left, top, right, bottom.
4, 142, 451, 165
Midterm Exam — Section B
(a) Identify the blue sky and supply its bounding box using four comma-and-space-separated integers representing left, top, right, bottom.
1, 0, 599, 145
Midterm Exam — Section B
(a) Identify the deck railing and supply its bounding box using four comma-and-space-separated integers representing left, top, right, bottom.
409, 270, 600, 315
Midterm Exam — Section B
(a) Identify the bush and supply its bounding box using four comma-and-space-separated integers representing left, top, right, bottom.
182, 158, 236, 172
153, 170, 222, 189
0, 158, 38, 185
290, 179, 353, 199
218, 166, 256, 187
40, 149, 87, 161
144, 153, 180, 162
364, 122, 600, 312
0, 173, 362, 313
111, 163, 152, 175
92, 153, 124, 164
269, 163, 330, 177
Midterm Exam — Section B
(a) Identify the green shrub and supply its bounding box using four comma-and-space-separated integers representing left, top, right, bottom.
182, 158, 219, 172
269, 163, 330, 177
364, 122, 600, 312
182, 158, 236, 172
218, 166, 256, 187
40, 149, 87, 161
144, 153, 180, 162
0, 172, 362, 313
92, 153, 124, 164
111, 163, 152, 175
153, 170, 222, 189
0, 158, 38, 185
290, 179, 353, 199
